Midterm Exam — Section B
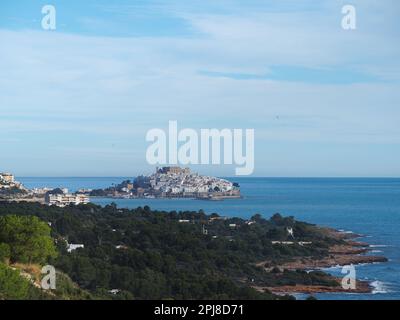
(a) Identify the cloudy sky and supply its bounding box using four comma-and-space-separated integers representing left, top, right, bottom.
0, 0, 399, 177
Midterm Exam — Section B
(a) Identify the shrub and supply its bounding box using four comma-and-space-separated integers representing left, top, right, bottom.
0, 243, 11, 263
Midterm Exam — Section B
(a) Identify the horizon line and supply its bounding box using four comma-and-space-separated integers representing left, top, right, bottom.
15, 176, 400, 179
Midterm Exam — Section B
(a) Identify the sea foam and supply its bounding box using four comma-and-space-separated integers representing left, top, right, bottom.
371, 281, 390, 294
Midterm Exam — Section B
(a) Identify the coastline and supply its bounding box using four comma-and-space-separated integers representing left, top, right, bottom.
5, 176, 398, 300
255, 227, 388, 296
0, 197, 393, 300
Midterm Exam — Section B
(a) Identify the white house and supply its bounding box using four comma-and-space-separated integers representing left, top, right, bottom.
67, 244, 85, 253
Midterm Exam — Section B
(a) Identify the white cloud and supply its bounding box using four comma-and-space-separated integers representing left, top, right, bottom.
0, 1, 399, 175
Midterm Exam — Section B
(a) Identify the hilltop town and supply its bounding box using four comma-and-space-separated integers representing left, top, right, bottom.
89, 167, 241, 200
1, 167, 240, 206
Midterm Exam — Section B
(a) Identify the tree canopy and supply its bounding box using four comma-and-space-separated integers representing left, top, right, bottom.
0, 202, 342, 300
0, 215, 57, 264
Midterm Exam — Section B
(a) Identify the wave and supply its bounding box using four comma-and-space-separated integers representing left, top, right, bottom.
338, 229, 354, 234
369, 245, 390, 248
370, 250, 383, 253
371, 281, 391, 294
320, 265, 343, 271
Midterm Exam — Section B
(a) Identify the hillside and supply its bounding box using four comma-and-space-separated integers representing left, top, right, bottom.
0, 201, 383, 300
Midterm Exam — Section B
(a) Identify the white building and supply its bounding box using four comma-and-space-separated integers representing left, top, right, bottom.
67, 244, 85, 253
109, 289, 121, 295
32, 187, 53, 195
46, 193, 90, 207
0, 172, 15, 183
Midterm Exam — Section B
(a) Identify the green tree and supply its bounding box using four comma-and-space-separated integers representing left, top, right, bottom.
0, 215, 57, 264
0, 263, 30, 299
0, 243, 11, 263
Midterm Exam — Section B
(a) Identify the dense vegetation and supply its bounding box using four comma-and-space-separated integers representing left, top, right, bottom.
0, 201, 343, 300
0, 263, 36, 299
0, 214, 57, 299
0, 215, 57, 264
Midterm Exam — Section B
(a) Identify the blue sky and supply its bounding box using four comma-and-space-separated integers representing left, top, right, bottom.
0, 0, 399, 177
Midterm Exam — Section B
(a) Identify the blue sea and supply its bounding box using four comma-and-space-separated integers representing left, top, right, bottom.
18, 177, 400, 300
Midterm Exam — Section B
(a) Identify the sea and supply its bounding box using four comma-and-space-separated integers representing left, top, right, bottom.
18, 177, 400, 300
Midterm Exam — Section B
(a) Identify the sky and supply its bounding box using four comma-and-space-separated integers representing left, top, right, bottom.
0, 0, 399, 177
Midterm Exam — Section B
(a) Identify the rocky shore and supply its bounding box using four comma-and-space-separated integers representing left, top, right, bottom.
256, 227, 388, 296
264, 278, 372, 295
